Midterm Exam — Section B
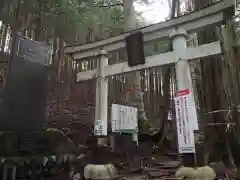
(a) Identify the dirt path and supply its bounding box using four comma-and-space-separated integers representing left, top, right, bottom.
117, 152, 181, 180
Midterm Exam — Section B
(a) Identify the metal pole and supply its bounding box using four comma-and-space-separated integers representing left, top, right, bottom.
170, 28, 196, 167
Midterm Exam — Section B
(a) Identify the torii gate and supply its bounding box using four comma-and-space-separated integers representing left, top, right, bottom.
65, 0, 234, 179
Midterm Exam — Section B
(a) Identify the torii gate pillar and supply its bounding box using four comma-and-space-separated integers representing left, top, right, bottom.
170, 28, 196, 166
94, 50, 109, 142
170, 28, 192, 90
84, 50, 117, 180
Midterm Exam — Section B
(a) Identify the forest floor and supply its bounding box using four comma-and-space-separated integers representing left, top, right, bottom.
75, 134, 181, 180
116, 152, 181, 180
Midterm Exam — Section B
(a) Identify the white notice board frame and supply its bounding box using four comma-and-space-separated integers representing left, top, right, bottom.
111, 104, 138, 134
174, 89, 196, 154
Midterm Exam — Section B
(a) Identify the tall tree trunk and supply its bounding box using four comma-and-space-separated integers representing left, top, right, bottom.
35, 0, 45, 41
218, 12, 239, 169
193, 0, 236, 167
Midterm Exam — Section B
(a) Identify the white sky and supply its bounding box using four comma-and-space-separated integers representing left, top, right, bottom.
134, 0, 170, 23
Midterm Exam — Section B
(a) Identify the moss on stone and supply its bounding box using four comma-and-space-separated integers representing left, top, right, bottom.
138, 119, 160, 136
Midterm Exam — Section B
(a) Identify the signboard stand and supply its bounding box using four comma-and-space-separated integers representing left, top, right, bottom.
111, 104, 138, 144
174, 89, 197, 153
174, 89, 197, 166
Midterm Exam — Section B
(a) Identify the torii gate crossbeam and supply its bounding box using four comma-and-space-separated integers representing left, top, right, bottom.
76, 41, 221, 82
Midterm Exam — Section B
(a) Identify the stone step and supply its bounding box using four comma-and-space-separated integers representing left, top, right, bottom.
149, 161, 180, 169
148, 171, 171, 178
164, 152, 179, 157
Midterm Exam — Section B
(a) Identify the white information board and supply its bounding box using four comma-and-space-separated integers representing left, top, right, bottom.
174, 89, 196, 154
168, 110, 172, 121
111, 104, 138, 133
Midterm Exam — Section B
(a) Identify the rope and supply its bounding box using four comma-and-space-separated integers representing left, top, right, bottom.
204, 109, 233, 114
204, 122, 235, 126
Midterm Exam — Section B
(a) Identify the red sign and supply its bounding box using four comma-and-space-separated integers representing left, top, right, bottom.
175, 89, 190, 97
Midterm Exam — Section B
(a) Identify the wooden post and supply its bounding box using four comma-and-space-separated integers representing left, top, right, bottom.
170, 28, 196, 167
